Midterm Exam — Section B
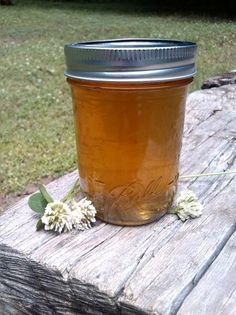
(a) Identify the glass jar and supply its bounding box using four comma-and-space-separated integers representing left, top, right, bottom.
64, 39, 197, 225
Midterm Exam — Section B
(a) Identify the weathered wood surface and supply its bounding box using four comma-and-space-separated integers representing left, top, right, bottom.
0, 84, 235, 315
178, 232, 236, 315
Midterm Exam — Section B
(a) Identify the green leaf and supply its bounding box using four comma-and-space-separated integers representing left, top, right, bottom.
39, 184, 53, 203
36, 219, 45, 231
28, 192, 48, 213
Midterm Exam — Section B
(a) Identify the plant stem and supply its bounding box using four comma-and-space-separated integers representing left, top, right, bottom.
61, 170, 236, 202
179, 170, 236, 180
61, 179, 81, 202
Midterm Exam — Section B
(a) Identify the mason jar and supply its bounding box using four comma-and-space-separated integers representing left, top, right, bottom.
64, 38, 197, 225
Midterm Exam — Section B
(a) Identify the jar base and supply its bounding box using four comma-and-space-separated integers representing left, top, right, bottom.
96, 209, 167, 226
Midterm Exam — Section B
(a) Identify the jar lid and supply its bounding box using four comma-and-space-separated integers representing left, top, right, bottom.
64, 38, 197, 82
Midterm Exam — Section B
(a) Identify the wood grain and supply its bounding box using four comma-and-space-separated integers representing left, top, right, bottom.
0, 85, 235, 315
178, 232, 236, 315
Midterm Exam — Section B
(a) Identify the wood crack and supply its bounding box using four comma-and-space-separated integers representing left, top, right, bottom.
204, 175, 236, 205
186, 141, 234, 192
24, 257, 58, 315
169, 223, 236, 315
218, 287, 236, 315
0, 244, 58, 315
185, 107, 222, 136
181, 136, 230, 177
114, 233, 156, 301
66, 227, 124, 280
29, 222, 106, 256
116, 220, 184, 314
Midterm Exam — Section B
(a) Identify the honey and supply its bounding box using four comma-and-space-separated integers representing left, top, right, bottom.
68, 78, 192, 225
64, 38, 197, 225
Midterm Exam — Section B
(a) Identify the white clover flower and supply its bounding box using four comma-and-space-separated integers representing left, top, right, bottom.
175, 190, 203, 221
40, 195, 96, 233
69, 197, 97, 230
41, 201, 73, 233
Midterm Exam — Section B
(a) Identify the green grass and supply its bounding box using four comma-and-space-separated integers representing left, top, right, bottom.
0, 0, 236, 195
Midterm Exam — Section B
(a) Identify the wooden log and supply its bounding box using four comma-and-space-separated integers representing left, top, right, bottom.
201, 70, 236, 89
0, 85, 235, 315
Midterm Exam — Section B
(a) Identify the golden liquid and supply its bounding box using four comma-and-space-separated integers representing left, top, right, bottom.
68, 78, 192, 225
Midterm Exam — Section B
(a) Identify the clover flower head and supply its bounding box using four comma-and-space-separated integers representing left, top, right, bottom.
175, 189, 203, 221
41, 201, 73, 233
70, 197, 96, 230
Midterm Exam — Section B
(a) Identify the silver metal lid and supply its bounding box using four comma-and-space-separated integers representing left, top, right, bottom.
64, 38, 197, 82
